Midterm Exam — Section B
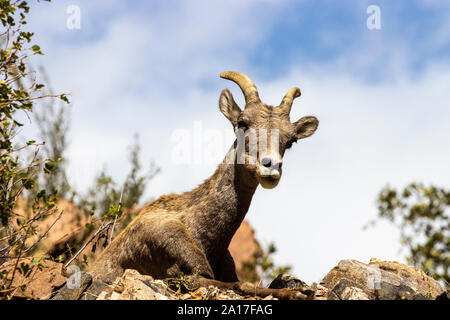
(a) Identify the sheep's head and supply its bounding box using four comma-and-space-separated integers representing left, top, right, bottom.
219, 71, 319, 189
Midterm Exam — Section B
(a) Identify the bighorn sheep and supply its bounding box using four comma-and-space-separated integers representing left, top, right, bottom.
89, 71, 319, 293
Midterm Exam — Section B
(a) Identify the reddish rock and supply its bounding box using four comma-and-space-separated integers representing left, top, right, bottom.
228, 220, 261, 279
1, 257, 67, 299
37, 199, 88, 256
12, 199, 88, 257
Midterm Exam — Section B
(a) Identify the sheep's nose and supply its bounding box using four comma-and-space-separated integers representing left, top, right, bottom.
261, 157, 272, 168
260, 156, 282, 169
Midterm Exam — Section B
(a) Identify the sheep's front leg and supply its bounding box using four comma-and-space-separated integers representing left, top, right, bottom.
155, 219, 214, 279
165, 240, 214, 279
214, 249, 239, 282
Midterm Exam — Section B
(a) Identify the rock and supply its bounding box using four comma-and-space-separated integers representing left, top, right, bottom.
207, 286, 247, 300
321, 259, 445, 300
1, 257, 67, 300
96, 269, 176, 300
269, 273, 308, 290
51, 271, 93, 300
184, 287, 209, 300
81, 279, 109, 300
228, 220, 262, 280
205, 286, 221, 300
368, 258, 444, 298
269, 273, 315, 299
180, 284, 249, 300
310, 282, 328, 300
436, 289, 449, 300
327, 278, 370, 300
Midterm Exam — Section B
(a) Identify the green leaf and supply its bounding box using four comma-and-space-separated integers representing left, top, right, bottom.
31, 44, 43, 55
24, 179, 35, 189
56, 254, 66, 262
59, 94, 70, 103
44, 161, 55, 173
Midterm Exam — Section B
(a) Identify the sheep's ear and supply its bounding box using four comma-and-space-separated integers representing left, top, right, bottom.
219, 89, 241, 126
293, 116, 319, 140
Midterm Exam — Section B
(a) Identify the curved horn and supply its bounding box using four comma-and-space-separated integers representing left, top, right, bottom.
279, 87, 301, 114
220, 71, 261, 105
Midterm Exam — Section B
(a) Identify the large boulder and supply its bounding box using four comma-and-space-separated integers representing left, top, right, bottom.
320, 258, 445, 300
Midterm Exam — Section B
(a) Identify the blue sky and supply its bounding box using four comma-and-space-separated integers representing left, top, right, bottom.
24, 0, 450, 283
29, 1, 450, 84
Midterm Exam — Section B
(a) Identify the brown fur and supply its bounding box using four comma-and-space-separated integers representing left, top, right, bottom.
89, 72, 319, 284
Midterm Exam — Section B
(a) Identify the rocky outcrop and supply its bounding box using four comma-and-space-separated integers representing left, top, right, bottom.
94, 269, 290, 300
92, 269, 285, 300
65, 258, 446, 300
92, 258, 446, 300
319, 258, 445, 300
95, 269, 177, 300
3, 256, 446, 300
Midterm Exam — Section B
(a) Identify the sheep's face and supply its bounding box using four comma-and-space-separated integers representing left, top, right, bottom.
219, 73, 318, 189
